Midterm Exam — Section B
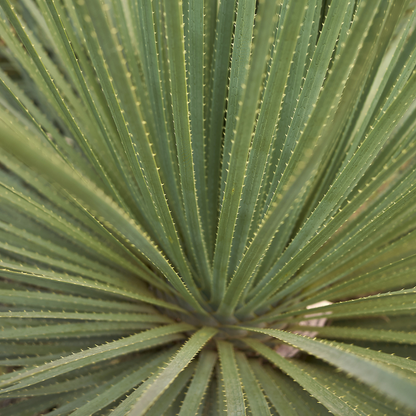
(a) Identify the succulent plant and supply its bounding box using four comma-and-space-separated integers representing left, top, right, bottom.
1, 0, 416, 414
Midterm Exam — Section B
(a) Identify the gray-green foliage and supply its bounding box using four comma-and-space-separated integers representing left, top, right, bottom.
0, 0, 416, 414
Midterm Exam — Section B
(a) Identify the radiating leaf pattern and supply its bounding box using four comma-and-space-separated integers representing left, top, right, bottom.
0, 0, 416, 414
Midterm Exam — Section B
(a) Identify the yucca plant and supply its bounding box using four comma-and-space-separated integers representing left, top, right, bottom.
1, 0, 416, 414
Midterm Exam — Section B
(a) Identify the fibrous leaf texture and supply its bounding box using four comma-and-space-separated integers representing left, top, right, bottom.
1, 0, 416, 414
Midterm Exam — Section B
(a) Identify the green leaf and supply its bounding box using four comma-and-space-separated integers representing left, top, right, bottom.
235, 352, 270, 416
216, 0, 308, 317
219, 0, 257, 203
211, 0, 286, 309
0, 310, 172, 323
124, 327, 217, 416
178, 350, 217, 416
250, 360, 298, 416
279, 288, 416, 322
162, 0, 211, 284
1, 1, 416, 414
0, 289, 153, 313
217, 340, 246, 416
0, 358, 135, 398
228, 0, 313, 276
296, 359, 410, 416
0, 323, 193, 393
0, 117, 208, 315
291, 325, 416, 345
0, 0, 122, 203
130, 0, 188, 247
0, 258, 186, 313
206, 0, 236, 250
144, 363, 196, 416
68, 347, 179, 416
242, 327, 416, 410
245, 339, 373, 416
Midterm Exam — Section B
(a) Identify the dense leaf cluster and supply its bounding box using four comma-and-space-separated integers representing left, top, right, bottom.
1, 0, 416, 414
